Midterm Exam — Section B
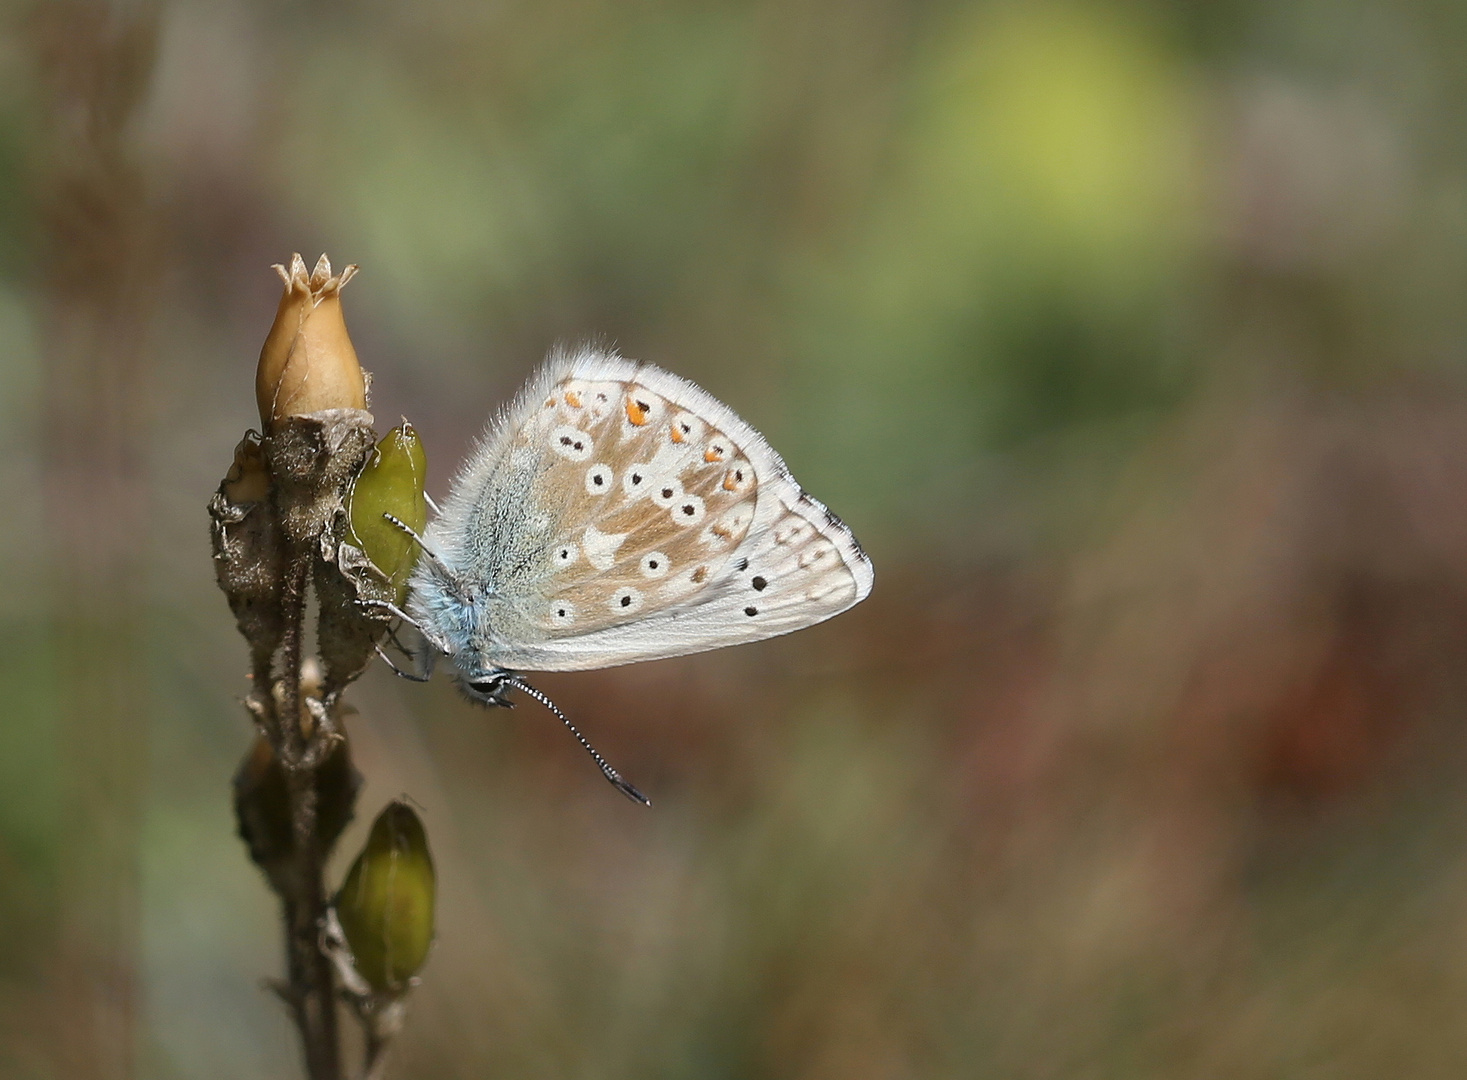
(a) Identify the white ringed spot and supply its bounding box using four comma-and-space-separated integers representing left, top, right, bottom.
722, 460, 754, 494
702, 503, 752, 547
608, 587, 644, 614
669, 412, 703, 445
550, 425, 593, 461
622, 464, 652, 497
651, 480, 683, 508
586, 386, 616, 420
672, 494, 706, 526
624, 389, 664, 428
585, 463, 614, 495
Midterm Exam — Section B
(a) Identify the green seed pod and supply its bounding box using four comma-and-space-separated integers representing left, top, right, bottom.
344, 423, 428, 601
335, 801, 436, 995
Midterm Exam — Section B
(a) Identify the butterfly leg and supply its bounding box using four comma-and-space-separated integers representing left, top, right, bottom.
356, 597, 416, 623
355, 597, 454, 655
374, 643, 433, 682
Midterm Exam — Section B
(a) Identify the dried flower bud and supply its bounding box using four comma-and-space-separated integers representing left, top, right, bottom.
210, 432, 283, 665
345, 423, 428, 600
335, 801, 436, 995
256, 253, 366, 429
233, 727, 361, 882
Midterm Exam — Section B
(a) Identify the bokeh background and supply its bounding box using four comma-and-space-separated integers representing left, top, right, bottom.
7, 0, 1467, 1076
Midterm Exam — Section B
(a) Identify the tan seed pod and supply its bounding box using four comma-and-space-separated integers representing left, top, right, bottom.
256, 253, 366, 429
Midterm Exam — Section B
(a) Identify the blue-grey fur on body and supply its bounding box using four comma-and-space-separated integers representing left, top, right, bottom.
406, 356, 573, 681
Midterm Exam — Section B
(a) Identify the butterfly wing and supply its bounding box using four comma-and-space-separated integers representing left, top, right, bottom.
412, 346, 873, 673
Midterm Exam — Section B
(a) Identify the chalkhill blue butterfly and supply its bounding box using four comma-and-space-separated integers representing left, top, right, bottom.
392, 346, 873, 802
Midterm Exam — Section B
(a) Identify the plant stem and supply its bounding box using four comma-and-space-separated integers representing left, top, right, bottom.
283, 859, 341, 1080
277, 545, 342, 1080
362, 1025, 391, 1080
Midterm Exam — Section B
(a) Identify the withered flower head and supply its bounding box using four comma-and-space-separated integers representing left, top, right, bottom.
256, 253, 366, 429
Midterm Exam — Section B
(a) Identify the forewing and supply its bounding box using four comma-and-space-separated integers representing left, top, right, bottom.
421, 347, 872, 673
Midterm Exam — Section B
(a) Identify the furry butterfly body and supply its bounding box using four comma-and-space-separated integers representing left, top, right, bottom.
407, 347, 873, 686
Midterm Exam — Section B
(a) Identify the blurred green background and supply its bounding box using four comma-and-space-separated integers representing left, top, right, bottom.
8, 0, 1467, 1076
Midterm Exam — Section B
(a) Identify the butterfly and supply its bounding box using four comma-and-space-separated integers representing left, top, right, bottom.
393, 346, 873, 802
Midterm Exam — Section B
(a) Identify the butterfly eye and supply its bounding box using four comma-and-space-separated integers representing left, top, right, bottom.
672, 495, 706, 526
585, 464, 613, 494
608, 587, 644, 614
640, 552, 670, 579
651, 481, 682, 509
551, 425, 593, 462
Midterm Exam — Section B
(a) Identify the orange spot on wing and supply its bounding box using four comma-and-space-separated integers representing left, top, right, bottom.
704, 445, 725, 463
626, 397, 651, 426
670, 424, 686, 444
564, 390, 583, 408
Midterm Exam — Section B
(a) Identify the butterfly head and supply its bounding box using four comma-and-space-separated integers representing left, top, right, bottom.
454, 670, 515, 708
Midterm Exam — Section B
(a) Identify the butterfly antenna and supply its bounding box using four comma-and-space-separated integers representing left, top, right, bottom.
502, 677, 651, 807
382, 513, 455, 580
